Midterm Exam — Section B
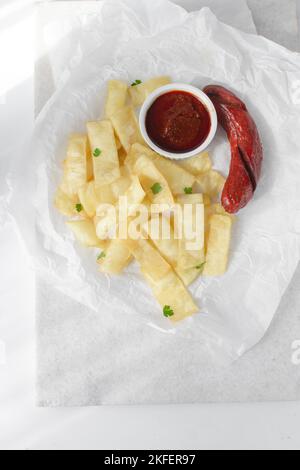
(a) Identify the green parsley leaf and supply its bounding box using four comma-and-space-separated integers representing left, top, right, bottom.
184, 187, 193, 194
97, 252, 106, 261
163, 305, 174, 318
131, 80, 142, 87
75, 203, 83, 213
93, 148, 102, 157
195, 262, 206, 272
151, 182, 163, 195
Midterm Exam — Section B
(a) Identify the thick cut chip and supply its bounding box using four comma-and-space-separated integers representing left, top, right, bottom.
87, 120, 120, 186
146, 271, 199, 322
93, 166, 133, 208
204, 203, 235, 250
142, 215, 201, 287
91, 166, 133, 208
98, 239, 132, 275
142, 216, 178, 266
105, 80, 128, 118
94, 206, 117, 241
110, 106, 144, 152
133, 155, 174, 209
95, 175, 145, 240
128, 239, 171, 282
94, 184, 116, 206
61, 134, 88, 196
176, 194, 205, 270
178, 152, 212, 175
124, 175, 146, 214
195, 170, 225, 198
54, 187, 80, 217
67, 219, 106, 248
129, 76, 171, 107
111, 166, 133, 200
176, 194, 204, 206
203, 214, 233, 276
125, 143, 152, 171
177, 268, 202, 287
126, 143, 195, 195
78, 182, 100, 218
210, 203, 236, 222
79, 177, 129, 218
153, 159, 195, 196
128, 239, 198, 321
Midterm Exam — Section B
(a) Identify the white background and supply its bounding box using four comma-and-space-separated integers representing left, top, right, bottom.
0, 0, 300, 450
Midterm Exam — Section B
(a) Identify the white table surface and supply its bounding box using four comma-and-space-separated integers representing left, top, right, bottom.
1, 0, 300, 451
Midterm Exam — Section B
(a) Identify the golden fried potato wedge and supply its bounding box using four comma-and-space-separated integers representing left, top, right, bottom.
97, 239, 132, 275
110, 106, 144, 152
195, 170, 225, 198
126, 143, 195, 195
203, 214, 233, 276
87, 120, 120, 186
178, 152, 212, 175
61, 134, 88, 196
105, 80, 128, 118
67, 219, 106, 248
129, 76, 171, 107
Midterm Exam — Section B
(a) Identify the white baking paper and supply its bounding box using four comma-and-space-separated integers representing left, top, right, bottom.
35, 0, 256, 114
9, 0, 300, 366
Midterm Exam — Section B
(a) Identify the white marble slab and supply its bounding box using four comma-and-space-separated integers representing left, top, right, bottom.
35, 0, 300, 406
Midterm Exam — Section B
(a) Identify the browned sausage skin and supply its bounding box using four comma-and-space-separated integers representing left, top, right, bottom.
203, 85, 263, 214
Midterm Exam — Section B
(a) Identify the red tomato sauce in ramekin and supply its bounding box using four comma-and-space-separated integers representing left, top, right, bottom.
145, 91, 211, 154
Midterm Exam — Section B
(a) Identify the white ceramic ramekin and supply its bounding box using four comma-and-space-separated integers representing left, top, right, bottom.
139, 83, 218, 160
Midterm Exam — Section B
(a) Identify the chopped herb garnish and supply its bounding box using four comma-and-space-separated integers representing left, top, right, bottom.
163, 305, 174, 318
184, 187, 193, 194
151, 182, 163, 195
97, 252, 106, 261
131, 79, 142, 87
76, 203, 83, 213
195, 262, 206, 271
93, 148, 102, 157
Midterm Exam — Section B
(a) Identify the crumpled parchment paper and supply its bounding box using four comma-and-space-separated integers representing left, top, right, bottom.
35, 0, 256, 99
9, 0, 300, 365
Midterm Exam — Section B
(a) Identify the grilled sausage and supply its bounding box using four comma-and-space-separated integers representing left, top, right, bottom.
203, 85, 263, 214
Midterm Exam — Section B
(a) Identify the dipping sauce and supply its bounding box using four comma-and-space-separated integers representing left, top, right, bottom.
145, 91, 211, 154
